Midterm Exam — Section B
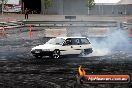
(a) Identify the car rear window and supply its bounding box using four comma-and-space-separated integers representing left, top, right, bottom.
80, 38, 90, 44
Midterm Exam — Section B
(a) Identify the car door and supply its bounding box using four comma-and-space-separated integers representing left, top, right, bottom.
80, 38, 91, 49
71, 38, 83, 54
59, 38, 74, 55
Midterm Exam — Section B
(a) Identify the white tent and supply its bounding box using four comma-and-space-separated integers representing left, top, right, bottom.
118, 0, 132, 4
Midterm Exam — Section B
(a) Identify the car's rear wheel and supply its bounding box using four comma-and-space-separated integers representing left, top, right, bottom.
52, 50, 60, 59
80, 48, 93, 56
34, 55, 43, 59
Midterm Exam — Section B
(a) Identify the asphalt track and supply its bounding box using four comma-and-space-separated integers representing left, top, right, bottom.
0, 51, 132, 88
0, 32, 132, 88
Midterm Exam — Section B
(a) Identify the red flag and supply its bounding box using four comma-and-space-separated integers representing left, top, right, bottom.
129, 28, 132, 37
2, 26, 5, 34
2, 18, 5, 22
8, 17, 11, 22
124, 16, 128, 22
2, 26, 6, 37
28, 24, 32, 38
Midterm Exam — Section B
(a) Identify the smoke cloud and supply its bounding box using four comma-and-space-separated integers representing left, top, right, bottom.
87, 29, 130, 57
65, 27, 131, 57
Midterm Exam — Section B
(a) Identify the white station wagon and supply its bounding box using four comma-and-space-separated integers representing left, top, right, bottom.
31, 37, 93, 59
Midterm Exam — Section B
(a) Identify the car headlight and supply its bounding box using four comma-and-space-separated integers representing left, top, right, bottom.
42, 49, 50, 51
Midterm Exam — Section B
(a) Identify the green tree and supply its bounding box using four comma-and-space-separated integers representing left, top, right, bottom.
0, 0, 8, 15
42, 0, 52, 14
0, 0, 8, 4
86, 0, 95, 15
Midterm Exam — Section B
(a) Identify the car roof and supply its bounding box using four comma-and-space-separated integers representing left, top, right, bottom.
56, 37, 87, 39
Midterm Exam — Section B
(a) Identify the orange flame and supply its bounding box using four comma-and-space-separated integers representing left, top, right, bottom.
78, 65, 86, 76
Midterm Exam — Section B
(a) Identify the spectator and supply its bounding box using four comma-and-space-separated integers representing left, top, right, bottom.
25, 8, 29, 19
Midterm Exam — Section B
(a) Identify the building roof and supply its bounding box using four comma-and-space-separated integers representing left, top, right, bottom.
96, 3, 117, 5
95, 0, 132, 5
118, 0, 132, 4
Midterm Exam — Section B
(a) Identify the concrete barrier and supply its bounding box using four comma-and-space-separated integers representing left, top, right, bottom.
45, 28, 67, 37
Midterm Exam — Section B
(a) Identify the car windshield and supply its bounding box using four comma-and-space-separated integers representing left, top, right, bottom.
46, 38, 65, 45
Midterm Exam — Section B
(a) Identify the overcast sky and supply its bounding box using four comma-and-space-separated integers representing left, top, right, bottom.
95, 0, 121, 3
6, 0, 121, 4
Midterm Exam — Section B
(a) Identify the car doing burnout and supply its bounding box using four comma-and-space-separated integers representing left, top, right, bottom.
31, 37, 93, 59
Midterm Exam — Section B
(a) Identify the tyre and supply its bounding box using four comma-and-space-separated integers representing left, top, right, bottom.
34, 55, 43, 59
80, 48, 93, 56
52, 50, 60, 59
80, 49, 87, 56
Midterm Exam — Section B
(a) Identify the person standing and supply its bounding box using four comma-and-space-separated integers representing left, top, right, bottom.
25, 8, 29, 19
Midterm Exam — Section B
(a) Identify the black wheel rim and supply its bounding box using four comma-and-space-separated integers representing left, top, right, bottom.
53, 50, 60, 59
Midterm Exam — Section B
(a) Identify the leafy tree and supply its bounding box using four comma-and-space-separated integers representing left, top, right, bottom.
0, 0, 8, 14
42, 0, 52, 14
0, 0, 8, 4
86, 0, 95, 15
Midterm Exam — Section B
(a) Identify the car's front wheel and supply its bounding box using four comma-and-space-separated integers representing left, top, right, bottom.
52, 50, 60, 59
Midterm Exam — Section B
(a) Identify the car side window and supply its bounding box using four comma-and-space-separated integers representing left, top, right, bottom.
63, 38, 72, 45
72, 38, 81, 45
80, 38, 90, 44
